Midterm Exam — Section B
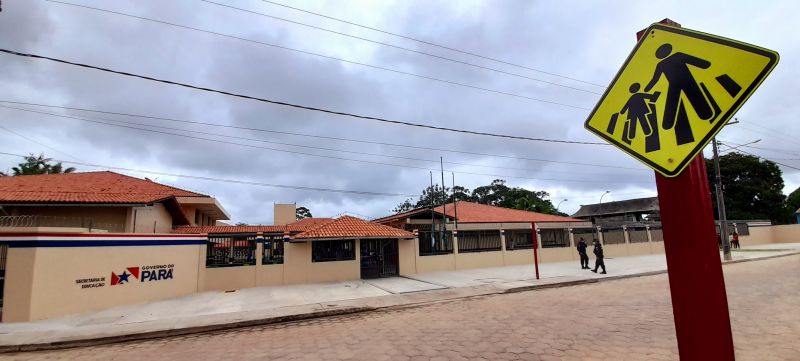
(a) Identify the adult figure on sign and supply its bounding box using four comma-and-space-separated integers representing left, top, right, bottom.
644, 43, 719, 145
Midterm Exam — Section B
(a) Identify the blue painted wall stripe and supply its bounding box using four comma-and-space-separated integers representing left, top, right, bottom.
6, 239, 207, 248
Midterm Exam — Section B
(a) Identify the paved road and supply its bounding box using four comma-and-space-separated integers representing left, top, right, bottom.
4, 255, 799, 360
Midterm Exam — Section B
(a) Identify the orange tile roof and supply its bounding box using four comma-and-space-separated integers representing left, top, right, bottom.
173, 225, 286, 234
374, 201, 582, 224
294, 216, 414, 239
0, 171, 207, 204
284, 217, 335, 232
173, 218, 335, 235
435, 201, 581, 223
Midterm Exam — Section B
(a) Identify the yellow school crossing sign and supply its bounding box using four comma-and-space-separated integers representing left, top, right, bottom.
584, 24, 779, 177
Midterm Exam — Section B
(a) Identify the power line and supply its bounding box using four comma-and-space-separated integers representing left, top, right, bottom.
737, 121, 800, 147
718, 139, 800, 157
0, 105, 617, 178
0, 48, 603, 145
727, 148, 800, 172
44, 0, 591, 111
1, 105, 651, 185
0, 124, 86, 162
0, 151, 418, 197
258, 0, 606, 88
0, 100, 644, 171
2, 106, 631, 178
199, 0, 601, 95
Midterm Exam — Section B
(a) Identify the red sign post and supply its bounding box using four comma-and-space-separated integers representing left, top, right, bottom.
639, 20, 735, 360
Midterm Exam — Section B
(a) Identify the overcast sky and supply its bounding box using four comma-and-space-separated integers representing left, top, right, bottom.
1, 0, 798, 224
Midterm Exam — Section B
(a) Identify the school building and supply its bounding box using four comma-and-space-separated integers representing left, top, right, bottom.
0, 172, 797, 323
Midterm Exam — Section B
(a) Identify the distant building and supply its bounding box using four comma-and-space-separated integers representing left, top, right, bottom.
0, 171, 230, 233
571, 197, 660, 226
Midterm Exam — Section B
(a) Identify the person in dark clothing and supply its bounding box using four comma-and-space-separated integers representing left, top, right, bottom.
732, 231, 740, 249
576, 238, 590, 269
591, 239, 607, 274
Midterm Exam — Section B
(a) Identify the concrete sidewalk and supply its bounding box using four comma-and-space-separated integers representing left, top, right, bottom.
1, 243, 798, 352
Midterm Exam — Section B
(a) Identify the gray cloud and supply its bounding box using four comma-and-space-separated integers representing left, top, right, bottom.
1, 0, 797, 222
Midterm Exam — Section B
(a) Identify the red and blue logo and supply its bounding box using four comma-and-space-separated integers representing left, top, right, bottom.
110, 267, 139, 286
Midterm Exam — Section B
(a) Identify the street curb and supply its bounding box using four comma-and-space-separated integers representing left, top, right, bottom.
0, 306, 375, 353
2, 251, 797, 353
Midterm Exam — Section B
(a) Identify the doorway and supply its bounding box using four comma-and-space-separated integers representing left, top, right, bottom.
360, 239, 399, 279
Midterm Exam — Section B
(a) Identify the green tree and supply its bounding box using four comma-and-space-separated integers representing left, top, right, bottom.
9, 153, 76, 176
394, 179, 559, 215
295, 206, 313, 220
706, 152, 788, 223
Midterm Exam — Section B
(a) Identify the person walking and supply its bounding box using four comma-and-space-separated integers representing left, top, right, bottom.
732, 231, 740, 249
591, 239, 607, 274
577, 237, 590, 269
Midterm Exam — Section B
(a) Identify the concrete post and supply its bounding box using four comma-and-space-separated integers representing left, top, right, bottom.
452, 230, 459, 255
597, 226, 605, 245
623, 225, 630, 244
646, 225, 653, 243
568, 228, 575, 247
255, 232, 263, 265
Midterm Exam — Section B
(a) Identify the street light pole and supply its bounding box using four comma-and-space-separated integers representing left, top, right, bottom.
556, 199, 568, 213
712, 138, 733, 261
713, 135, 760, 261
597, 191, 610, 225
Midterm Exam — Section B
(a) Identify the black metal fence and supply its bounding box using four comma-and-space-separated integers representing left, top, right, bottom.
571, 228, 599, 244
206, 234, 257, 267
505, 230, 533, 250
312, 239, 356, 262
0, 215, 125, 232
457, 230, 502, 253
601, 227, 626, 245
262, 234, 284, 265
627, 227, 650, 243
539, 228, 570, 248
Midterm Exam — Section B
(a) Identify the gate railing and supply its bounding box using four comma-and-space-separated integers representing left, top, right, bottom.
0, 215, 125, 233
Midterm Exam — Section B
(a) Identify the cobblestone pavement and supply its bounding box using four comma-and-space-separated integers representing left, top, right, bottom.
4, 255, 799, 361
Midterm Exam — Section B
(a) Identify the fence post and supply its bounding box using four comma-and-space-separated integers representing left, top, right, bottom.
623, 225, 630, 244
646, 225, 653, 243
568, 228, 575, 247
597, 226, 604, 245
452, 229, 459, 255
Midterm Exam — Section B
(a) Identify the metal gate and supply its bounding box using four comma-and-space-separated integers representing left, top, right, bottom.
360, 239, 399, 279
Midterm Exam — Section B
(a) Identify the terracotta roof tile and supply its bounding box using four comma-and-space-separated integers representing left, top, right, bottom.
173, 225, 286, 234
0, 171, 206, 204
173, 218, 336, 234
294, 216, 414, 239
374, 201, 582, 224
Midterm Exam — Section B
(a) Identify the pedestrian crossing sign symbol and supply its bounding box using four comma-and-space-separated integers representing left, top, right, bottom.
584, 24, 779, 177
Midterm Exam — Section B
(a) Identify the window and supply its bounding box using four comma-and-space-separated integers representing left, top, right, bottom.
539, 229, 570, 248
312, 239, 355, 262
206, 234, 257, 267
458, 230, 502, 253
262, 234, 284, 265
505, 230, 533, 250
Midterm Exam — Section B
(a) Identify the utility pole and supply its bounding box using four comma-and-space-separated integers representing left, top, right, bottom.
712, 137, 732, 261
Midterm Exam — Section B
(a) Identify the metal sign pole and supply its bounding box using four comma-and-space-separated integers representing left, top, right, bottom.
640, 20, 735, 360
531, 222, 540, 280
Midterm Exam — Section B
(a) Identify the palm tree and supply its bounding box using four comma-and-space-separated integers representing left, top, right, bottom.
10, 153, 76, 176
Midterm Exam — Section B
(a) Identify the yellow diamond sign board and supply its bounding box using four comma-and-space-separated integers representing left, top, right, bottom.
584, 24, 779, 177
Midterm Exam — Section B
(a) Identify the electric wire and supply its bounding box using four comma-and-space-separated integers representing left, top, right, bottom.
1, 105, 652, 185
199, 0, 601, 95
723, 147, 800, 172
44, 1, 592, 110
0, 100, 644, 171
0, 124, 86, 162
0, 151, 418, 197
258, 0, 606, 88
1, 106, 631, 178
0, 48, 603, 145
